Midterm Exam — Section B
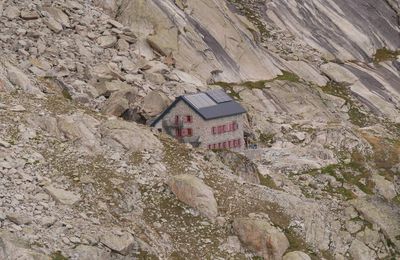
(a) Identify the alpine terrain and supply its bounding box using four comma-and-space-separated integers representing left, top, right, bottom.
0, 0, 399, 259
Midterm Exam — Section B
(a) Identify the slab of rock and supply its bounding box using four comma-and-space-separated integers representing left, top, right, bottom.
100, 119, 162, 152
43, 7, 70, 27
107, 19, 124, 29
349, 239, 377, 260
7, 64, 40, 94
283, 251, 311, 260
6, 213, 32, 225
233, 217, 289, 260
101, 232, 137, 255
320, 63, 358, 84
167, 174, 218, 221
97, 35, 117, 48
3, 6, 20, 19
56, 113, 101, 152
351, 197, 400, 250
45, 17, 63, 33
371, 174, 397, 200
217, 150, 260, 184
285, 61, 328, 86
20, 10, 39, 20
45, 185, 81, 205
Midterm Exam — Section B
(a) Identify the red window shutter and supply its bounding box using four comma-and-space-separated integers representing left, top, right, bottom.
212, 127, 216, 134
223, 125, 227, 133
175, 129, 181, 137
233, 140, 238, 147
231, 121, 236, 131
218, 126, 223, 134
187, 128, 193, 136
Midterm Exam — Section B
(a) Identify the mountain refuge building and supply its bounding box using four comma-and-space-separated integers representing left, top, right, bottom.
150, 89, 247, 150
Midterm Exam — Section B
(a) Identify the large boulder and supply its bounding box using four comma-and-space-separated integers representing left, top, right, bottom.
283, 251, 311, 260
371, 174, 397, 200
44, 185, 81, 205
101, 88, 138, 117
232, 217, 289, 260
56, 113, 101, 152
167, 174, 218, 221
216, 150, 260, 184
100, 232, 137, 255
6, 64, 41, 95
100, 119, 162, 152
142, 91, 170, 117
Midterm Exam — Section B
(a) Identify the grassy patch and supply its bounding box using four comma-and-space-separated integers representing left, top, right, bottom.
258, 132, 275, 146
226, 0, 271, 40
51, 251, 68, 260
321, 81, 370, 127
161, 135, 193, 176
373, 48, 400, 63
275, 70, 300, 82
258, 173, 280, 190
213, 70, 301, 96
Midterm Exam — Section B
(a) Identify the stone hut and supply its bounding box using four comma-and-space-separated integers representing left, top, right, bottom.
150, 89, 246, 150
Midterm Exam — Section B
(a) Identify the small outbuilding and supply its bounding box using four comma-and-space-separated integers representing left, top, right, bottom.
150, 89, 246, 150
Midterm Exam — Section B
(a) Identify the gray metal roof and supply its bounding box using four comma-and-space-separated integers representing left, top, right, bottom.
183, 89, 246, 119
150, 89, 246, 127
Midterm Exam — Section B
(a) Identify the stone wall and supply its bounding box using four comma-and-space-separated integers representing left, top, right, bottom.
154, 100, 245, 150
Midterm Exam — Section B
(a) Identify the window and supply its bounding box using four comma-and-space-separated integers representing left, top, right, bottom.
212, 127, 217, 135
184, 115, 193, 123
222, 125, 227, 133
228, 140, 232, 148
223, 142, 227, 149
208, 144, 212, 149
218, 143, 222, 149
175, 115, 179, 125
187, 128, 193, 137
232, 121, 238, 131
237, 139, 241, 147
175, 129, 182, 137
218, 126, 223, 134
213, 144, 217, 149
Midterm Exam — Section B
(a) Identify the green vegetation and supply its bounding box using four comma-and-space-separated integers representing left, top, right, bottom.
258, 173, 280, 190
226, 0, 271, 40
258, 132, 275, 146
275, 70, 301, 82
321, 81, 370, 127
51, 251, 68, 260
373, 48, 400, 63
213, 70, 301, 99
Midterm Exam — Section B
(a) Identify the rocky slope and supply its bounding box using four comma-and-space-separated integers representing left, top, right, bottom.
0, 0, 399, 259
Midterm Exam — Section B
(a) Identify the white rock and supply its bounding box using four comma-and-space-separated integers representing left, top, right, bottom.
101, 232, 137, 255
45, 185, 81, 205
97, 35, 117, 48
